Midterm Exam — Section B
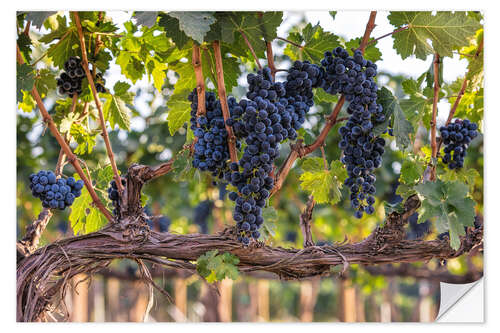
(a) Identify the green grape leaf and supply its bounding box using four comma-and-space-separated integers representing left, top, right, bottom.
399, 95, 431, 129
284, 23, 341, 63
166, 91, 191, 135
399, 159, 423, 185
258, 12, 283, 41
392, 98, 414, 150
115, 51, 146, 83
220, 12, 282, 55
148, 59, 167, 92
34, 69, 57, 98
17, 63, 35, 102
70, 123, 97, 155
440, 167, 479, 192
17, 33, 32, 63
415, 179, 476, 250
26, 11, 58, 30
18, 91, 36, 113
133, 11, 158, 28
401, 79, 420, 95
314, 88, 339, 104
69, 185, 108, 235
158, 13, 190, 49
261, 206, 278, 239
372, 87, 396, 136
329, 12, 337, 20
300, 157, 324, 173
168, 12, 216, 44
299, 160, 347, 205
112, 81, 135, 104
39, 15, 71, 43
344, 37, 382, 62
94, 50, 112, 72
396, 183, 416, 200
388, 11, 481, 60
196, 250, 240, 283
103, 94, 131, 131
46, 31, 81, 69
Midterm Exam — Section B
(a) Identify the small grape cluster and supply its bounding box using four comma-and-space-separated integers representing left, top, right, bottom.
107, 178, 126, 217
29, 170, 83, 210
57, 56, 106, 97
194, 200, 213, 234
146, 215, 170, 232
320, 47, 385, 218
406, 213, 431, 240
439, 119, 478, 170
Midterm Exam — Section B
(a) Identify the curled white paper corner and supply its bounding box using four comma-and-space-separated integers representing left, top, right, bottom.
436, 278, 484, 322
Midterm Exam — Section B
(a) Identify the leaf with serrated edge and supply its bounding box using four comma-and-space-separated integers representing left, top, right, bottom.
168, 12, 216, 44
103, 94, 131, 131
388, 12, 481, 60
167, 91, 191, 135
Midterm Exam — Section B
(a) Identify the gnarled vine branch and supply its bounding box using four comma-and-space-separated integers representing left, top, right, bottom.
17, 184, 483, 321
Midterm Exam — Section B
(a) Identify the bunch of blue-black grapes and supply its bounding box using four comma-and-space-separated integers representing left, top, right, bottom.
320, 47, 386, 219
439, 119, 478, 170
188, 90, 241, 181
57, 56, 106, 96
194, 200, 213, 234
29, 170, 84, 210
224, 66, 325, 244
107, 177, 126, 217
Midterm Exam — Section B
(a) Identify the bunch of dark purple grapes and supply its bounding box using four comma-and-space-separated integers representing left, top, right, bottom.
57, 56, 106, 97
107, 177, 126, 217
439, 119, 478, 170
29, 170, 83, 210
319, 47, 386, 219
189, 90, 241, 180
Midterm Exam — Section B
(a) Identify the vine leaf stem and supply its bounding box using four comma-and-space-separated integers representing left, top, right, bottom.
16, 45, 113, 221
266, 42, 277, 80
429, 53, 441, 181
73, 12, 123, 194
212, 40, 239, 163
240, 30, 262, 70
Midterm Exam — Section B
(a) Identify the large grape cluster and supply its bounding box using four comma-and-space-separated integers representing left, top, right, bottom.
107, 177, 126, 217
439, 119, 478, 169
56, 56, 106, 97
29, 170, 83, 210
320, 47, 386, 218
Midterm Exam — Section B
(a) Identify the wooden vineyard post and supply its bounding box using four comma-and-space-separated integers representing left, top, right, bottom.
71, 274, 89, 322
218, 279, 233, 322
338, 278, 356, 322
174, 278, 188, 318
257, 280, 270, 321
299, 278, 320, 322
